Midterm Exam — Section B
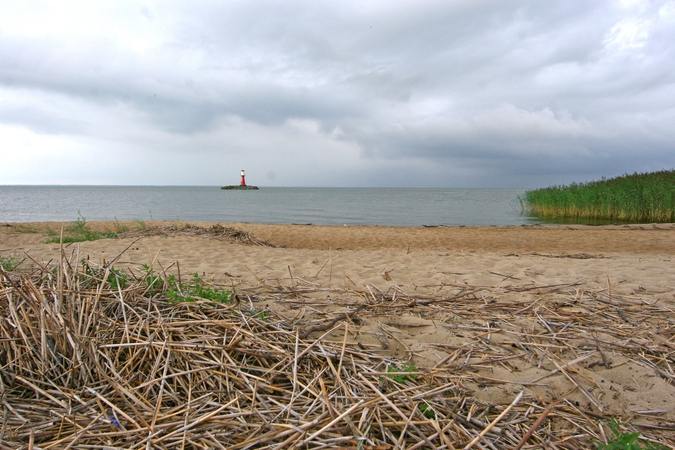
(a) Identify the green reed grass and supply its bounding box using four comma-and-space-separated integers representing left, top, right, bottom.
45, 214, 118, 243
522, 170, 675, 223
13, 224, 38, 233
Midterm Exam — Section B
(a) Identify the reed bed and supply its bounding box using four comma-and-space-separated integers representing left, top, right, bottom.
522, 170, 675, 223
1, 252, 674, 448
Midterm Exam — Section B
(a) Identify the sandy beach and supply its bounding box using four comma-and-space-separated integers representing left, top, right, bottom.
2, 221, 675, 446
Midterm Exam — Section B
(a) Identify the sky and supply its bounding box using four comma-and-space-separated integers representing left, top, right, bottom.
1, 0, 674, 188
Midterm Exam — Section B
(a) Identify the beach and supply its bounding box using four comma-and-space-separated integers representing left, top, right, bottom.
2, 221, 674, 447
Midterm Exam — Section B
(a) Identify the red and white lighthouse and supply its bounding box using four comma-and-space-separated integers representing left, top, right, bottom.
240, 169, 247, 186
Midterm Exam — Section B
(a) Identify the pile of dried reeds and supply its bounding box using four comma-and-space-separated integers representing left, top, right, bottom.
1, 254, 673, 449
255, 271, 675, 447
118, 224, 277, 247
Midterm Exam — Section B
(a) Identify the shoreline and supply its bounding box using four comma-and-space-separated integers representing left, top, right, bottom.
5, 219, 674, 254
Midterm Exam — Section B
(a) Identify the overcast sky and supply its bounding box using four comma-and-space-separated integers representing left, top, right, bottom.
1, 0, 674, 188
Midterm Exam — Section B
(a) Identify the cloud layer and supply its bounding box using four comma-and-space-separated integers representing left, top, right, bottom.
1, 0, 674, 187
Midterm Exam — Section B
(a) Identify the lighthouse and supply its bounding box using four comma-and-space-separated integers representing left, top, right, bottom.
221, 169, 258, 190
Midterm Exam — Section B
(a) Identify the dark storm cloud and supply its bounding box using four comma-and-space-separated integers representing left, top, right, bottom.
1, 0, 674, 186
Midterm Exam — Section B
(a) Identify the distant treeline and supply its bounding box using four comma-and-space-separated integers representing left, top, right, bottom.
522, 170, 675, 223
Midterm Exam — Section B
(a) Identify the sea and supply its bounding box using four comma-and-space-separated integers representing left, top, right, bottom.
0, 186, 542, 227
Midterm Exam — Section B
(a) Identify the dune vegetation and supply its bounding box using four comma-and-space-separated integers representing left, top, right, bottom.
522, 170, 675, 223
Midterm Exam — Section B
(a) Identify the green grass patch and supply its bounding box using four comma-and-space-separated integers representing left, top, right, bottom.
166, 273, 231, 304
386, 364, 418, 383
140, 264, 165, 297
597, 417, 668, 449
113, 218, 129, 234
0, 252, 22, 271
76, 262, 232, 305
77, 260, 129, 290
521, 170, 675, 223
45, 214, 118, 243
247, 309, 271, 321
418, 402, 435, 420
13, 224, 38, 233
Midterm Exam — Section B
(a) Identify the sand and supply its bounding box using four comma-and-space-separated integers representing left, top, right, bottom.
2, 220, 675, 438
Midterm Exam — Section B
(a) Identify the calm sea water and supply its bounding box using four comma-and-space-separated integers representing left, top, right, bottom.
0, 186, 540, 226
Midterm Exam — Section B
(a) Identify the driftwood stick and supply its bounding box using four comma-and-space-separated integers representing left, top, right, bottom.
514, 404, 555, 450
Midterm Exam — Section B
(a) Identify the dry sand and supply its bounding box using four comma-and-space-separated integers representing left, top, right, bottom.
2, 221, 675, 437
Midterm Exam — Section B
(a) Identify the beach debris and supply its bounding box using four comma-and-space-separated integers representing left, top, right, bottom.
1, 250, 674, 448
118, 223, 278, 246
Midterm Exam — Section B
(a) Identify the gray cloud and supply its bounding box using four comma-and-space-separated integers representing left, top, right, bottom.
1, 0, 674, 187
